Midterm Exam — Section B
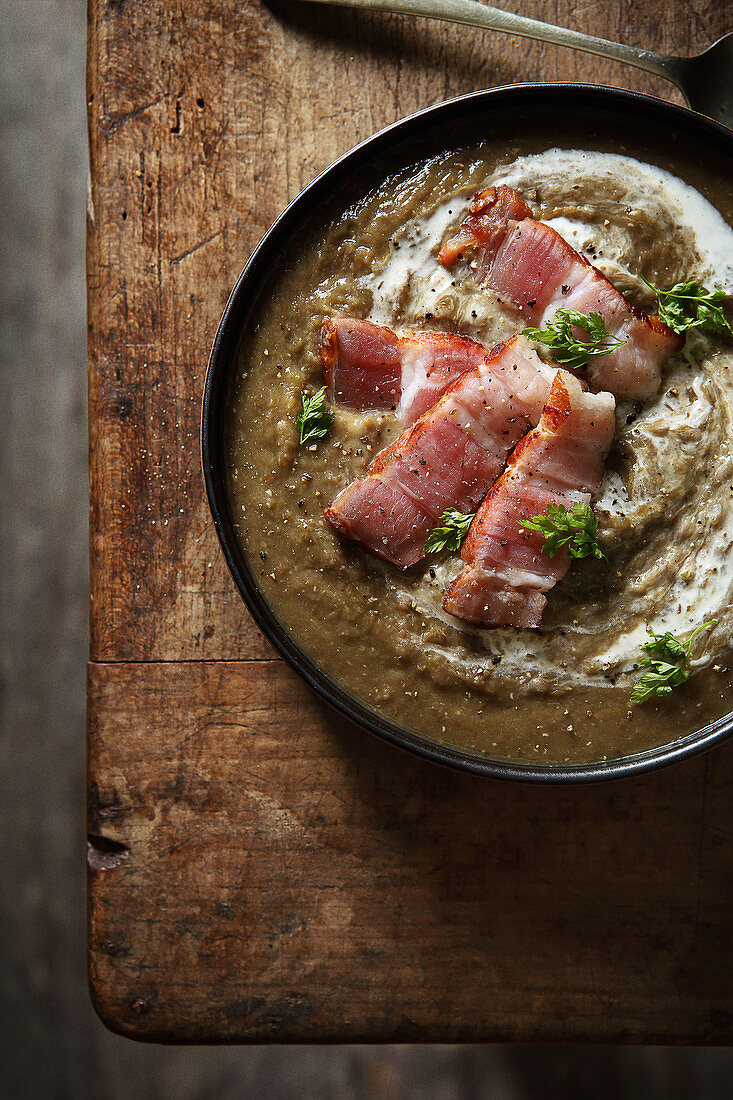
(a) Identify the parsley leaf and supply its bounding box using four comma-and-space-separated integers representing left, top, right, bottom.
296, 386, 334, 445
424, 509, 475, 555
645, 280, 733, 338
522, 309, 627, 370
521, 502, 606, 562
630, 620, 718, 705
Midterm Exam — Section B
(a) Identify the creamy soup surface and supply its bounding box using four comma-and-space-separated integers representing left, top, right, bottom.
225, 119, 733, 765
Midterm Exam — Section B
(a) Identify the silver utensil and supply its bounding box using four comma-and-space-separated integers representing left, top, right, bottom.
306, 0, 733, 129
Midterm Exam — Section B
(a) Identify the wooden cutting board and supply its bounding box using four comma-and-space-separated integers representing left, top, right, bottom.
87, 0, 733, 1042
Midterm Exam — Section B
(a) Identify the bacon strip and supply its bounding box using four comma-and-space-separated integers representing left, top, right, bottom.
439, 185, 683, 401
324, 336, 558, 569
320, 318, 491, 423
320, 318, 401, 412
443, 371, 615, 628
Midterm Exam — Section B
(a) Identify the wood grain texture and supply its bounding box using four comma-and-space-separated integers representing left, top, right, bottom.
88, 0, 733, 1045
88, 660, 733, 1044
86, 0, 726, 662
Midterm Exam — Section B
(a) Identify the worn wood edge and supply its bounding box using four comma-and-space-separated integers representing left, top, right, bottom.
86, 1, 100, 661
84, 994, 726, 1047
85, 949, 733, 1046
85, 951, 733, 1048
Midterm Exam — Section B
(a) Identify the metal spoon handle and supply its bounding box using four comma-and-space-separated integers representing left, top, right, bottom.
311, 0, 688, 96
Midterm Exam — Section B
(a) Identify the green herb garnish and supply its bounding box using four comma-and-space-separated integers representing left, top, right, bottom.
630, 620, 718, 705
424, 508, 475, 555
645, 280, 733, 338
522, 308, 627, 370
296, 385, 334, 445
521, 501, 606, 562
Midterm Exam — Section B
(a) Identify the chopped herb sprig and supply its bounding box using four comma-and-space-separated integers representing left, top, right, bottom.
630, 620, 718, 705
296, 385, 334, 445
521, 501, 606, 562
522, 308, 627, 370
424, 509, 475, 555
645, 279, 733, 338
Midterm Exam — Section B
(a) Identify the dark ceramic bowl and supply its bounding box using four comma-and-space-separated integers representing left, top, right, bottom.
202, 83, 733, 782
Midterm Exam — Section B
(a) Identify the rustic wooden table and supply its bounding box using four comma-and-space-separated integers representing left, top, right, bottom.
87, 0, 733, 1043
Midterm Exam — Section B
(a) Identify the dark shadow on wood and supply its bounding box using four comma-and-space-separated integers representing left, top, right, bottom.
263, 0, 526, 89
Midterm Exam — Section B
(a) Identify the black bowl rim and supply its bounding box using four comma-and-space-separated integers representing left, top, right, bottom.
202, 82, 733, 784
